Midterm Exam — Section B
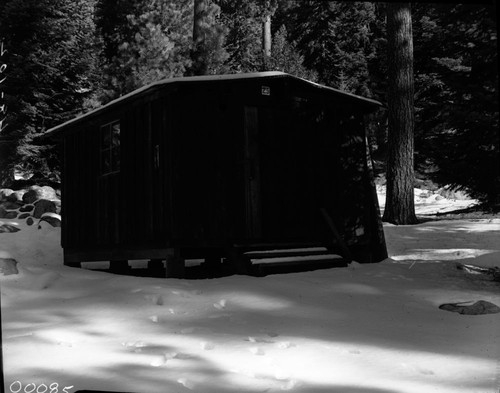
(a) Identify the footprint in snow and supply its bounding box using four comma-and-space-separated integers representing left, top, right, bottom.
419, 368, 435, 376
150, 355, 167, 367
246, 336, 275, 344
168, 308, 187, 315
149, 352, 181, 367
280, 379, 299, 391
213, 299, 227, 309
174, 352, 196, 360
122, 341, 147, 348
177, 378, 195, 390
274, 370, 291, 381
122, 341, 148, 353
249, 347, 265, 356
277, 341, 295, 349
200, 341, 215, 350
144, 294, 163, 305
172, 289, 202, 297
208, 313, 231, 319
229, 368, 256, 378
33, 271, 60, 290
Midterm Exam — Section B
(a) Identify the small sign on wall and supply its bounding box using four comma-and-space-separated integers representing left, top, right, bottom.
261, 86, 271, 96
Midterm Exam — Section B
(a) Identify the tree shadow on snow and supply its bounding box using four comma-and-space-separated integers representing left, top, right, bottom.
3, 258, 498, 393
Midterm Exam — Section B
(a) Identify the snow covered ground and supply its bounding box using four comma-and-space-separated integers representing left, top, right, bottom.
1, 189, 499, 393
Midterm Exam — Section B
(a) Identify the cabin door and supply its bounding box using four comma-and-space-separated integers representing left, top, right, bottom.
258, 103, 317, 241
243, 106, 262, 239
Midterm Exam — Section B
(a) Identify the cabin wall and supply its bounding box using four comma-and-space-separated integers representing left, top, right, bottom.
63, 92, 174, 254
167, 77, 326, 247
62, 124, 100, 249
101, 93, 176, 249
247, 81, 384, 258
61, 76, 386, 263
254, 90, 329, 241
169, 83, 247, 247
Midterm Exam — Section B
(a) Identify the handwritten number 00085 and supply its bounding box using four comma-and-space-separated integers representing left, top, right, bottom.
9, 381, 74, 393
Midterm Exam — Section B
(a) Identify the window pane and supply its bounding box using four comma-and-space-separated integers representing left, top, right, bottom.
101, 125, 111, 147
101, 149, 111, 174
112, 122, 120, 149
111, 147, 120, 172
100, 121, 120, 175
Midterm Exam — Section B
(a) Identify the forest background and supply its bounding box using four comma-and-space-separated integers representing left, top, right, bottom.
0, 0, 498, 207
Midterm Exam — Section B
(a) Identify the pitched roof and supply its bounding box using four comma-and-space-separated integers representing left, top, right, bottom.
44, 72, 382, 137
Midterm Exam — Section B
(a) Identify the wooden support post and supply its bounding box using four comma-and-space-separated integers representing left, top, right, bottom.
226, 247, 252, 275
110, 260, 131, 274
166, 249, 185, 278
204, 256, 222, 267
63, 260, 82, 268
148, 259, 166, 278
63, 252, 82, 268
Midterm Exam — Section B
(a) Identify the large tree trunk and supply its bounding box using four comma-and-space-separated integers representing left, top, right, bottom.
262, 13, 271, 69
191, 0, 209, 76
261, 0, 272, 70
383, 2, 418, 225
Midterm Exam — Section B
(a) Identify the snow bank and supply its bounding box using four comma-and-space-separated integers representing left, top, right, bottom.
0, 219, 62, 269
377, 185, 479, 215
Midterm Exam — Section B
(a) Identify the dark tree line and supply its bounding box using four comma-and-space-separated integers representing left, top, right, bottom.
0, 0, 498, 213
412, 3, 499, 208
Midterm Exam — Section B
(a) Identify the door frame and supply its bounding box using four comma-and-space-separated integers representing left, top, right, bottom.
243, 106, 262, 239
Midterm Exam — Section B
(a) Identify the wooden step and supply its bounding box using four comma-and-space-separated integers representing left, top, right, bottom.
245, 247, 332, 260
251, 255, 345, 268
233, 242, 324, 252
241, 247, 347, 276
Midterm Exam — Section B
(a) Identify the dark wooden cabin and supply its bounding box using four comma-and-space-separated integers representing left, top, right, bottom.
45, 72, 387, 277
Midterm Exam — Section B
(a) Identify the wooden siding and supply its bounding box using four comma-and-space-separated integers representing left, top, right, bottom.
58, 75, 387, 263
62, 123, 100, 249
169, 83, 247, 246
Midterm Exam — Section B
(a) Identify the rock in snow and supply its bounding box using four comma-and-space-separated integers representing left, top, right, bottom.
38, 212, 62, 228
0, 223, 21, 233
439, 300, 500, 315
0, 256, 18, 276
33, 199, 58, 218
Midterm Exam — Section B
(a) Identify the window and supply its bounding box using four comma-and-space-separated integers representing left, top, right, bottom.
100, 120, 120, 175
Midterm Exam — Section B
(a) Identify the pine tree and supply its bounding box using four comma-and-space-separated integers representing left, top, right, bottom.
268, 25, 317, 80
260, 0, 278, 71
412, 3, 499, 206
189, 0, 228, 76
217, 1, 264, 73
0, 0, 99, 184
383, 3, 418, 225
95, 0, 193, 101
285, 1, 377, 95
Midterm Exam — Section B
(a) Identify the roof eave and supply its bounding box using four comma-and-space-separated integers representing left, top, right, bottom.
43, 72, 382, 138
